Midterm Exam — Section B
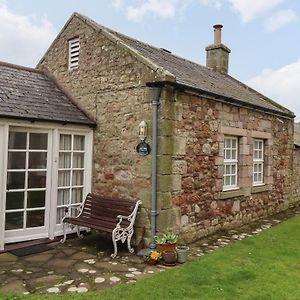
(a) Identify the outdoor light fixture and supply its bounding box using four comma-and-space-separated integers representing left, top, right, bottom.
138, 120, 147, 141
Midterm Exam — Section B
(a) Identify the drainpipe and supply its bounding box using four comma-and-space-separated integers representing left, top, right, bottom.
149, 86, 162, 249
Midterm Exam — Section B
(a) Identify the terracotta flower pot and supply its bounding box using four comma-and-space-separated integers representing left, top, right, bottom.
146, 259, 157, 265
156, 243, 176, 253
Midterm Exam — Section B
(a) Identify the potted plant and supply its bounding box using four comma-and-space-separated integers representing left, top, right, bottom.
155, 231, 178, 253
143, 250, 162, 265
176, 245, 189, 263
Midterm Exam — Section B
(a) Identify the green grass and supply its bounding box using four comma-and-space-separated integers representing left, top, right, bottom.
2, 215, 300, 300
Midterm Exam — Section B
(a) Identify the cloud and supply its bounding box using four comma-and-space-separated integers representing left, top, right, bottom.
199, 0, 223, 9
112, 0, 124, 8
127, 0, 178, 22
247, 59, 300, 117
228, 0, 285, 23
0, 5, 56, 67
264, 9, 297, 32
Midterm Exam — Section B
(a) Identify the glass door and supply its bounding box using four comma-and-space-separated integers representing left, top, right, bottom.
4, 129, 50, 243
56, 134, 85, 225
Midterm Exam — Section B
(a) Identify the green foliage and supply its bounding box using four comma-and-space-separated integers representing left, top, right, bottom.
154, 231, 178, 244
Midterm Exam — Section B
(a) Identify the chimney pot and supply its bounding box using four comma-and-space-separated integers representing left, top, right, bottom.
213, 24, 223, 44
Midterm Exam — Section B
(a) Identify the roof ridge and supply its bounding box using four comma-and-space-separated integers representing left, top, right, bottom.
73, 13, 175, 78
74, 12, 213, 73
0, 60, 43, 74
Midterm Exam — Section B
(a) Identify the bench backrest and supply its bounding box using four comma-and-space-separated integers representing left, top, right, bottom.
80, 193, 137, 224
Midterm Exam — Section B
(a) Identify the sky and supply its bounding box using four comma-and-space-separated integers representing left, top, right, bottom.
0, 0, 299, 119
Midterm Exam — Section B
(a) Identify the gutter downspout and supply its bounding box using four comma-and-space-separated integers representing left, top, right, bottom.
149, 86, 162, 249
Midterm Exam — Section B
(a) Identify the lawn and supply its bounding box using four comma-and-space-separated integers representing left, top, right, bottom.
2, 215, 300, 300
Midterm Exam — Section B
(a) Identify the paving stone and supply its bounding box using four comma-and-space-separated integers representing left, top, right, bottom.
24, 253, 53, 263
47, 287, 60, 293
0, 280, 28, 293
0, 253, 18, 263
95, 277, 105, 283
31, 274, 65, 287
110, 276, 121, 283
70, 252, 97, 260
46, 258, 77, 269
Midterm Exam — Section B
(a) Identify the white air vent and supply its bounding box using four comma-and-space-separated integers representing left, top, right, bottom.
68, 38, 80, 70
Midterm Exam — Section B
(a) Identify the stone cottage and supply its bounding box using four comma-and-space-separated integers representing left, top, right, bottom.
0, 12, 297, 250
292, 123, 300, 204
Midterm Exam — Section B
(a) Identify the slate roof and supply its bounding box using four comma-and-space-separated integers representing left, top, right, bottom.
295, 123, 300, 147
74, 13, 294, 118
0, 62, 95, 126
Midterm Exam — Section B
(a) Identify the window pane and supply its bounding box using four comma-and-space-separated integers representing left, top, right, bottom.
231, 139, 237, 149
231, 175, 236, 186
225, 150, 231, 160
231, 164, 236, 174
73, 153, 84, 168
29, 133, 47, 150
26, 210, 44, 228
7, 172, 25, 190
29, 152, 47, 169
60, 135, 71, 150
225, 164, 230, 174
231, 150, 237, 160
27, 191, 45, 208
56, 207, 65, 224
28, 171, 46, 188
257, 173, 262, 182
8, 132, 26, 149
59, 153, 71, 168
7, 152, 26, 169
5, 212, 23, 230
57, 189, 70, 206
74, 135, 84, 150
257, 164, 262, 172
6, 192, 24, 210
224, 139, 231, 149
72, 188, 83, 204
254, 173, 258, 183
72, 170, 84, 186
224, 176, 230, 186
254, 164, 258, 172
58, 171, 71, 187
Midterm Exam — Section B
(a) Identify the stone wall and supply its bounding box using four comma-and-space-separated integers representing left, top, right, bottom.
292, 148, 300, 204
168, 91, 294, 243
38, 15, 166, 242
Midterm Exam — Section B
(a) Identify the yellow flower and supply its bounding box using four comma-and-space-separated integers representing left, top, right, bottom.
150, 251, 160, 260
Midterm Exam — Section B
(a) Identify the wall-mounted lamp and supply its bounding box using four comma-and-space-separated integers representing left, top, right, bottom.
138, 120, 147, 141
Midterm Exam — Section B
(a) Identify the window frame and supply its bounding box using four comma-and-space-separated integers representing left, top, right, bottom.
223, 136, 239, 191
253, 139, 264, 186
68, 37, 80, 71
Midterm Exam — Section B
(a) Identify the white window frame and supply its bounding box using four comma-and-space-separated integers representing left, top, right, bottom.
223, 136, 238, 191
68, 37, 80, 70
253, 139, 264, 186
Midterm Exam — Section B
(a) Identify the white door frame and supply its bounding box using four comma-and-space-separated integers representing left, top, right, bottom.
0, 125, 8, 250
4, 128, 52, 243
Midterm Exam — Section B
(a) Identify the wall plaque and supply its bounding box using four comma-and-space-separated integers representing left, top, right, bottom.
136, 141, 151, 156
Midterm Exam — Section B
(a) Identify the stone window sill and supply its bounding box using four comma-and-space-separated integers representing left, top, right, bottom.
252, 184, 271, 193
220, 188, 244, 200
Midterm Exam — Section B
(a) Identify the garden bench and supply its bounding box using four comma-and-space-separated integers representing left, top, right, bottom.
60, 193, 142, 258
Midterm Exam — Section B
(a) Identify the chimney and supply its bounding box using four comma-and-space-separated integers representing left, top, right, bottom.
205, 24, 231, 74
